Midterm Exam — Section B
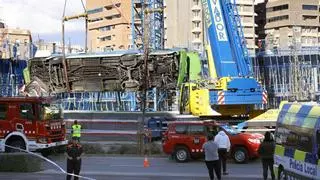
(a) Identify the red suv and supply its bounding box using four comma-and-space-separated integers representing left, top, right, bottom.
162, 120, 264, 163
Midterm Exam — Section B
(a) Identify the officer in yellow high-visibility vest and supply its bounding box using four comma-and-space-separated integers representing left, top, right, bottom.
72, 120, 81, 142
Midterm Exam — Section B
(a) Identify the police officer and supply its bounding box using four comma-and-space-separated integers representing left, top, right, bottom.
65, 139, 84, 180
72, 120, 81, 142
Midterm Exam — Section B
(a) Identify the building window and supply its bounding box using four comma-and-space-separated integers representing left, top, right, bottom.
105, 14, 121, 20
114, 14, 121, 18
302, 5, 318, 10
100, 26, 112, 32
194, 33, 200, 39
193, 0, 199, 5
303, 15, 317, 20
266, 4, 288, 12
105, 5, 113, 10
100, 36, 112, 41
267, 15, 289, 23
88, 18, 103, 23
87, 7, 103, 14
104, 46, 113, 52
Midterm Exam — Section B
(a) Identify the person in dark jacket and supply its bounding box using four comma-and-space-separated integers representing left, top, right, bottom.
258, 131, 275, 180
65, 139, 84, 180
203, 134, 221, 180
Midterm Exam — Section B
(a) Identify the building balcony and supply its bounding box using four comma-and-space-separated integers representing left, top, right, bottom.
192, 38, 202, 44
191, 5, 201, 11
301, 32, 319, 37
243, 33, 257, 38
237, 11, 256, 16
241, 22, 255, 27
192, 27, 202, 33
192, 16, 202, 22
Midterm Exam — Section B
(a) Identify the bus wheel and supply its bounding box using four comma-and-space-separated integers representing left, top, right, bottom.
278, 167, 287, 180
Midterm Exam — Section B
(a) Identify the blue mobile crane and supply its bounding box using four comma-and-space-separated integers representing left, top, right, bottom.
178, 0, 267, 117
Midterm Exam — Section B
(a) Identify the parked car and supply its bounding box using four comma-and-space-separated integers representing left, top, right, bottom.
162, 120, 264, 163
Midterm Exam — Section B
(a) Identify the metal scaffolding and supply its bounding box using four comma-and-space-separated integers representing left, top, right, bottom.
131, 0, 164, 50
54, 88, 173, 112
253, 52, 320, 108
0, 59, 27, 97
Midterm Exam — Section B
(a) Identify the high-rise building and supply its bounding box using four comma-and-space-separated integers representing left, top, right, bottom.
263, 0, 320, 53
86, 0, 135, 52
164, 0, 203, 52
164, 0, 259, 55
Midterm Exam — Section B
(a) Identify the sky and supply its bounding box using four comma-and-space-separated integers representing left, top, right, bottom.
0, 0, 86, 46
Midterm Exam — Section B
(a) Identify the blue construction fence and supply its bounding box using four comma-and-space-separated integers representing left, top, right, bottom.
0, 59, 27, 96
54, 89, 173, 112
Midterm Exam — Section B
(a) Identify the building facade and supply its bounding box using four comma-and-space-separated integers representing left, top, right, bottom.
164, 0, 203, 52
86, 0, 134, 52
263, 0, 320, 53
0, 26, 33, 59
164, 0, 259, 55
35, 40, 84, 55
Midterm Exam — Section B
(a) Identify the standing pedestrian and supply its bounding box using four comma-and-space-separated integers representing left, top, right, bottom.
258, 131, 275, 180
72, 120, 81, 142
65, 139, 84, 180
214, 127, 231, 175
203, 134, 221, 180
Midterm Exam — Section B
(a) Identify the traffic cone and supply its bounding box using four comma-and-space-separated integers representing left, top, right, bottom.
143, 156, 150, 168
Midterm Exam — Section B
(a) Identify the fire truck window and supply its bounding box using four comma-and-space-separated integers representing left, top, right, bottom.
0, 104, 7, 120
20, 103, 35, 120
175, 125, 188, 134
189, 125, 205, 135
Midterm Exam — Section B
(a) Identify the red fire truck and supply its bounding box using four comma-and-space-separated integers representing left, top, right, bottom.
0, 97, 67, 154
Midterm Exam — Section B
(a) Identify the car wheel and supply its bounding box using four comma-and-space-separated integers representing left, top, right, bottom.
174, 146, 190, 163
278, 167, 287, 180
233, 147, 248, 163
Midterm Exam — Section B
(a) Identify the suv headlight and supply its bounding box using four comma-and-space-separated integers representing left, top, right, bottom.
248, 138, 260, 144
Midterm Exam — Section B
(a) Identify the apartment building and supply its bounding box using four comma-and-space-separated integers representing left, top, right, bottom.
0, 26, 32, 59
164, 0, 259, 55
164, 0, 203, 52
263, 0, 320, 53
86, 0, 135, 52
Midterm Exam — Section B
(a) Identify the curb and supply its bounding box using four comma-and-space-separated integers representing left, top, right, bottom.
38, 169, 261, 178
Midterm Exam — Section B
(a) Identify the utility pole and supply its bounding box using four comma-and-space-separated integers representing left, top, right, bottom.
62, 0, 88, 92
137, 0, 163, 155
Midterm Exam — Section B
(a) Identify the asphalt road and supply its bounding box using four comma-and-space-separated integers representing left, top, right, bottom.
0, 155, 267, 180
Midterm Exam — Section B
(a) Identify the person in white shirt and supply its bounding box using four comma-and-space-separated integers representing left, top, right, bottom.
214, 127, 231, 175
